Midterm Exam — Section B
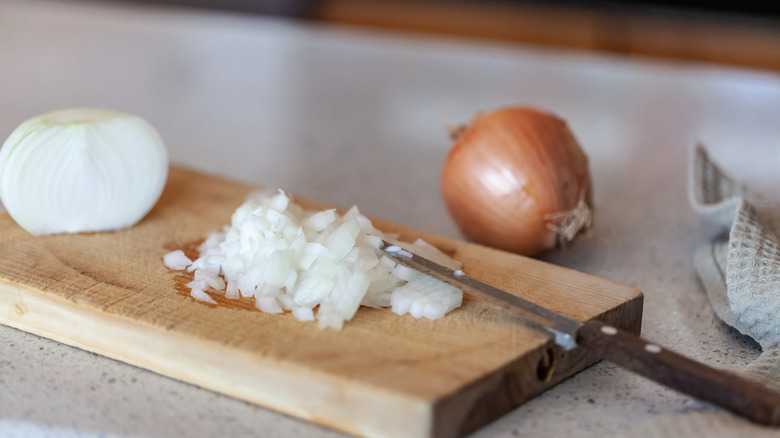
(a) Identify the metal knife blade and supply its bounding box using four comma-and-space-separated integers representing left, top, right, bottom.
380, 240, 581, 350
380, 240, 780, 426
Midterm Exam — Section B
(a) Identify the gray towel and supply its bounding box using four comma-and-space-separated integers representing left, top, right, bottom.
690, 145, 780, 390
608, 145, 780, 437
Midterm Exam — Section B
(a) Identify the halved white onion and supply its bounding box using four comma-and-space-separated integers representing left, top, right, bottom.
0, 108, 168, 235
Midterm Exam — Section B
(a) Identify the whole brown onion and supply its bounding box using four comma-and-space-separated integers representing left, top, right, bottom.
441, 107, 592, 256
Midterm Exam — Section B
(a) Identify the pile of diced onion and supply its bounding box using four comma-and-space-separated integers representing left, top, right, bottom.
164, 190, 463, 329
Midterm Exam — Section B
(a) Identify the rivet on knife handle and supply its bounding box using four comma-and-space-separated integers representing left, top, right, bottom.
577, 319, 780, 426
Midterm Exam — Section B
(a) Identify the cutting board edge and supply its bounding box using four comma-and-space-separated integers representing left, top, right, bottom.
429, 284, 643, 438
0, 278, 438, 438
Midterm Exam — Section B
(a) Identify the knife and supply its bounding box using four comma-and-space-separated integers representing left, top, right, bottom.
380, 241, 780, 426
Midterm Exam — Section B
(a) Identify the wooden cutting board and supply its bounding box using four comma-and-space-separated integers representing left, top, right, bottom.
0, 166, 642, 438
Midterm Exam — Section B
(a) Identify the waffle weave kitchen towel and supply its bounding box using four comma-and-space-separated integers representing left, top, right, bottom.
690, 145, 780, 384
607, 145, 780, 438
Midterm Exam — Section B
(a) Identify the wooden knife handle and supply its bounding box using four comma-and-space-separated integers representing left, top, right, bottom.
576, 319, 780, 426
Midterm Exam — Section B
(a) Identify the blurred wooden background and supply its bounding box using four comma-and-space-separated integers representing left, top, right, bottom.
114, 0, 780, 72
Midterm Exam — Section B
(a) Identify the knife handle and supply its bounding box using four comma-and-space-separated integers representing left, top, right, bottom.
576, 319, 780, 426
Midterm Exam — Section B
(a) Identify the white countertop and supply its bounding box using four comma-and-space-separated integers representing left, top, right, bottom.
2, 1, 780, 437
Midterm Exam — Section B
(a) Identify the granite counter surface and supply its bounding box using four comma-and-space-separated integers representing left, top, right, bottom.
1, 1, 780, 436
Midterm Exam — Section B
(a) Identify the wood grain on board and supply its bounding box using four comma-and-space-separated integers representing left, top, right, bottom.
0, 166, 643, 438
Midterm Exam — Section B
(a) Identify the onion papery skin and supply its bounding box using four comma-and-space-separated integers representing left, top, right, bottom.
441, 107, 592, 256
0, 108, 169, 235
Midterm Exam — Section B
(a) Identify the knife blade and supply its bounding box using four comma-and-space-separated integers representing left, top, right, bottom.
380, 240, 780, 426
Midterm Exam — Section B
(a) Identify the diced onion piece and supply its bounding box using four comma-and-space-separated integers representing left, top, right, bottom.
225, 281, 240, 299
392, 264, 418, 282
362, 234, 383, 251
163, 250, 192, 270
292, 306, 315, 321
190, 288, 217, 304
302, 209, 337, 231
391, 274, 462, 319
194, 269, 226, 291
186, 279, 208, 291
255, 296, 284, 314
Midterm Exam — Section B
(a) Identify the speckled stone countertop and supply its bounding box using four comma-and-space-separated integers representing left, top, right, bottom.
2, 1, 780, 437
